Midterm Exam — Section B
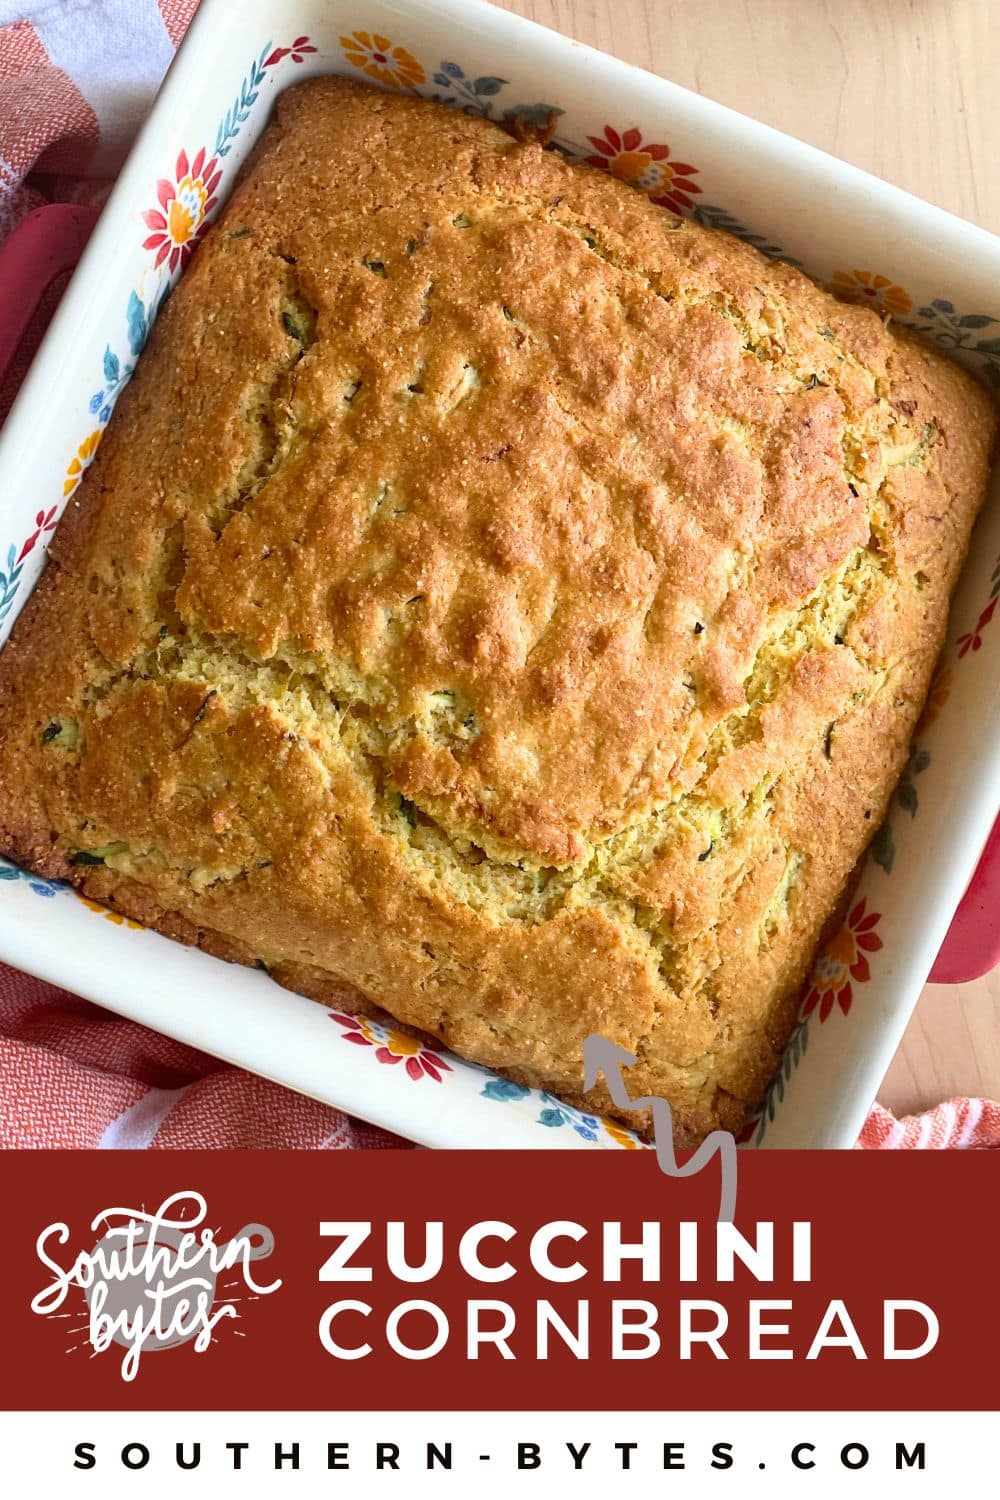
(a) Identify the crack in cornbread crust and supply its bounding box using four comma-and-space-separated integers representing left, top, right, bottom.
0, 78, 996, 1143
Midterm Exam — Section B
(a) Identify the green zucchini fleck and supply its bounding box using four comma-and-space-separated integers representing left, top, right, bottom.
396, 795, 417, 829
41, 717, 80, 751
192, 689, 218, 725
282, 310, 305, 342
69, 842, 130, 867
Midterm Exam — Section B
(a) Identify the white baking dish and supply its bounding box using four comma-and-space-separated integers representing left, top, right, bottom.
1, 0, 998, 1150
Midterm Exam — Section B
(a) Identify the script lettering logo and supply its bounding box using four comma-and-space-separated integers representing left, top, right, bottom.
30, 1189, 281, 1380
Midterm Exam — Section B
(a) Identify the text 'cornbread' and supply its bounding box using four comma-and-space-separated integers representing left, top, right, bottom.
0, 77, 996, 1143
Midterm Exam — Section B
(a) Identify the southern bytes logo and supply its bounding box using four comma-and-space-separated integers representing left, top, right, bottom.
30, 1190, 281, 1380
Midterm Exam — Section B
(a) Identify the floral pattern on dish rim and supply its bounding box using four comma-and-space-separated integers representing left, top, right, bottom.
329, 1011, 453, 1082
4, 24, 1000, 1151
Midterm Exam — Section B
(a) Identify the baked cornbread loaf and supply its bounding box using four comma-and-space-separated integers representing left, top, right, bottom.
0, 78, 996, 1144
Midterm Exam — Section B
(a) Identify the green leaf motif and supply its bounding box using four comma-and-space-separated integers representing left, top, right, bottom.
126, 291, 146, 358
473, 76, 507, 95
897, 780, 918, 816
871, 823, 895, 874
692, 204, 797, 263
504, 102, 565, 126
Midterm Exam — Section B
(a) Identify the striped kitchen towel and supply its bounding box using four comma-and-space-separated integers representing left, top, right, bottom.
0, 0, 197, 238
857, 1098, 1000, 1150
0, 961, 407, 1148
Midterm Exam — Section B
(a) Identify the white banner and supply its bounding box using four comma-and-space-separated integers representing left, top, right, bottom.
0, 1410, 990, 1495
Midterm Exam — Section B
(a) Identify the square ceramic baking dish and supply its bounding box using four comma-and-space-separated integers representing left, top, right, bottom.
1, 0, 998, 1150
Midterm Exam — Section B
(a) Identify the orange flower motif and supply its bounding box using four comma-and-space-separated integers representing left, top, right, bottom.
585, 124, 701, 215
340, 31, 425, 90
915, 664, 952, 734
802, 899, 883, 1022
831, 269, 912, 317
603, 1119, 649, 1150
329, 1011, 451, 1081
76, 894, 143, 929
63, 430, 102, 498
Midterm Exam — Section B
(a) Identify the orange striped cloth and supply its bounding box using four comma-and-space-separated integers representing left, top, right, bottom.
0, 0, 996, 1151
0, 962, 405, 1148
0, 0, 197, 238
858, 1098, 1000, 1150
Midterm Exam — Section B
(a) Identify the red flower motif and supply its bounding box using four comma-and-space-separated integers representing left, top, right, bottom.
265, 36, 318, 66
801, 899, 883, 1022
17, 507, 58, 564
585, 124, 701, 214
957, 597, 998, 657
329, 1011, 451, 1082
141, 147, 222, 271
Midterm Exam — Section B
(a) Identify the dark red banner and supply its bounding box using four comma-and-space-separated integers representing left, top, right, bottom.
0, 1150, 995, 1411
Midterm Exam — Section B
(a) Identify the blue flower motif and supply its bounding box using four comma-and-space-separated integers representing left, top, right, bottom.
0, 861, 60, 897
535, 1091, 607, 1137
480, 1078, 638, 1145
480, 1078, 530, 1103
441, 60, 464, 78
89, 390, 105, 413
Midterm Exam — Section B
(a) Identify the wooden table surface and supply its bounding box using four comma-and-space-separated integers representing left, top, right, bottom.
495, 0, 1000, 1116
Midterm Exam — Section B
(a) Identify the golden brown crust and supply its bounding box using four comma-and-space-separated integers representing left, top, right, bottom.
0, 77, 995, 1144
